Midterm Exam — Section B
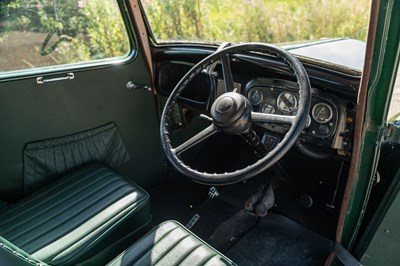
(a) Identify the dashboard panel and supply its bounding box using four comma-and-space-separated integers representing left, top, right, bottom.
154, 48, 358, 156
243, 78, 340, 147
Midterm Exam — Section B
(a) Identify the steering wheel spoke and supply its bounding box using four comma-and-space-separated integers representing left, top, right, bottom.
173, 124, 217, 155
205, 49, 234, 110
251, 111, 295, 125
220, 54, 235, 94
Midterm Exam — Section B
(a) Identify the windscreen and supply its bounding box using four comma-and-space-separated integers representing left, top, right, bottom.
141, 0, 370, 44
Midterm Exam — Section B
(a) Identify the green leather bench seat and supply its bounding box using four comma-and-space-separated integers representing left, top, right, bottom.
0, 163, 151, 265
107, 221, 236, 266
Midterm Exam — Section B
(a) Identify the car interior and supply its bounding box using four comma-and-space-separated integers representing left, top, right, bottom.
0, 0, 399, 265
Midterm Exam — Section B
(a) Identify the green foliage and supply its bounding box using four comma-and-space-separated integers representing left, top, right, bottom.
142, 0, 371, 43
144, 0, 204, 40
1, 0, 129, 69
80, 1, 129, 58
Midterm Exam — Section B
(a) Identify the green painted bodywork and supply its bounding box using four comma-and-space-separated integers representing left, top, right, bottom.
358, 168, 400, 264
0, 0, 166, 202
342, 0, 400, 249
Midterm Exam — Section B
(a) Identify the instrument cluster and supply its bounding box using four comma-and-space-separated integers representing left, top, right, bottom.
246, 82, 339, 141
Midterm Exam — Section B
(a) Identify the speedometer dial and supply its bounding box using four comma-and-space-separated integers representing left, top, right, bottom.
277, 92, 297, 113
248, 88, 263, 105
312, 103, 333, 123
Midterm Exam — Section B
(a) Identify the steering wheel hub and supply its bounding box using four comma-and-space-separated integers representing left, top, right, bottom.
216, 97, 234, 113
211, 92, 252, 134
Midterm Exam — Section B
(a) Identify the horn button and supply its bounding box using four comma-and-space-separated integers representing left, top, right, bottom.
211, 92, 252, 134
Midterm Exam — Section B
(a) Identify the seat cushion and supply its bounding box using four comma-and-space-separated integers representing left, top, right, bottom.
107, 221, 236, 266
0, 163, 151, 265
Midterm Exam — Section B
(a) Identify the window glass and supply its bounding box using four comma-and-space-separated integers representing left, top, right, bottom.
388, 64, 400, 121
0, 0, 130, 73
141, 0, 370, 44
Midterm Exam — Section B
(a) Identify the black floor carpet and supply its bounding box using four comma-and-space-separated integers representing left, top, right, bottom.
147, 175, 209, 226
187, 173, 273, 251
226, 214, 334, 266
188, 197, 241, 240
148, 166, 336, 265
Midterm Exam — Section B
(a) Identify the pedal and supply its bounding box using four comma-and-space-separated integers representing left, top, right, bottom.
245, 185, 266, 212
255, 183, 275, 217
208, 187, 219, 198
186, 214, 200, 230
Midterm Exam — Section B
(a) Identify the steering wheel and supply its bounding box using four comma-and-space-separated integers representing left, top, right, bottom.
160, 43, 311, 185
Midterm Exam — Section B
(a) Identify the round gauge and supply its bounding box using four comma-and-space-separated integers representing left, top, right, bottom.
248, 88, 263, 105
277, 92, 297, 113
262, 104, 275, 114
312, 103, 333, 123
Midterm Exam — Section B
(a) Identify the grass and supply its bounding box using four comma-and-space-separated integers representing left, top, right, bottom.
142, 0, 371, 43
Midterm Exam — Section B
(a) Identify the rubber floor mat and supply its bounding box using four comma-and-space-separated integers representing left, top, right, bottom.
208, 210, 258, 253
226, 214, 334, 266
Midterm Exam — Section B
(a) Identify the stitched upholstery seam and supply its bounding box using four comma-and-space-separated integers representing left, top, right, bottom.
3, 174, 127, 237
0, 166, 107, 221
1, 172, 117, 234
175, 243, 203, 265
152, 234, 192, 265
203, 254, 219, 265
17, 183, 138, 248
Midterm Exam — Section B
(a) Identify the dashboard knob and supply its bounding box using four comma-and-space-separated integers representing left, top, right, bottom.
318, 125, 330, 135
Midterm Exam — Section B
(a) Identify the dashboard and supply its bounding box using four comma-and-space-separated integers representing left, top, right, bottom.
155, 48, 358, 157
242, 78, 344, 148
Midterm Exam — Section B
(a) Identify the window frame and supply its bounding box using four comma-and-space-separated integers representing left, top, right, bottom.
0, 0, 138, 82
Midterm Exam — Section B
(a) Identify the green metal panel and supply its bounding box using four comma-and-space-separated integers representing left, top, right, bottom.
359, 170, 400, 265
0, 1, 166, 201
341, 0, 400, 248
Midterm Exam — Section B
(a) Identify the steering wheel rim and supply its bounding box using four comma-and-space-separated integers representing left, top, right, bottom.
160, 43, 311, 185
